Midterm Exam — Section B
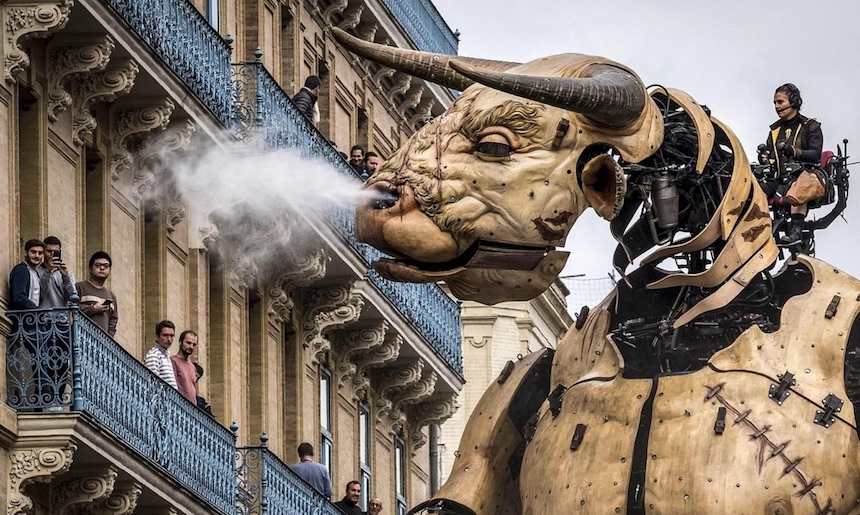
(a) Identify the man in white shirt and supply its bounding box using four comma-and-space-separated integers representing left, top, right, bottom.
144, 320, 178, 389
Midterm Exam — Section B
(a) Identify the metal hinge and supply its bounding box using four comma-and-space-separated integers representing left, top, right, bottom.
714, 407, 727, 435
548, 385, 566, 419
825, 295, 841, 319
768, 371, 796, 405
569, 423, 587, 451
813, 393, 844, 428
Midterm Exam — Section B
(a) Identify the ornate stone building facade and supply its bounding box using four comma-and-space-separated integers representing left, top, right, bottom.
0, 0, 461, 513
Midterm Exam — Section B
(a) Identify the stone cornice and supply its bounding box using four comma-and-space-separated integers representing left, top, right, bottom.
47, 34, 115, 122
3, 0, 73, 83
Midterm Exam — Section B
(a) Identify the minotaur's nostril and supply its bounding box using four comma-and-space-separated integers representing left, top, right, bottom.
373, 191, 398, 210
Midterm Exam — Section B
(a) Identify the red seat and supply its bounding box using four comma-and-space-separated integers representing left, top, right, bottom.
820, 150, 834, 168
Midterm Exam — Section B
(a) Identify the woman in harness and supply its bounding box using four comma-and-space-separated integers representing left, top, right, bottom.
758, 83, 823, 245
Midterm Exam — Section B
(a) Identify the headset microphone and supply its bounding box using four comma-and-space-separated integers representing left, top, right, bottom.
775, 105, 792, 114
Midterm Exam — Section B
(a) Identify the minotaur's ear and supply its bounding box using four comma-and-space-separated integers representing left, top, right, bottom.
580, 154, 626, 220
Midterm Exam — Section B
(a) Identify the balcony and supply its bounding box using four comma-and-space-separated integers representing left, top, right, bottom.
5, 308, 352, 513
231, 60, 464, 376
378, 0, 459, 55
103, 0, 233, 126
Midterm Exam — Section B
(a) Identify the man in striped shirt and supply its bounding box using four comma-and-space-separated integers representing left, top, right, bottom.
144, 320, 177, 389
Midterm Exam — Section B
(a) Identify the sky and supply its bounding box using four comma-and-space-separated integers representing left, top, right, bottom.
431, 0, 860, 280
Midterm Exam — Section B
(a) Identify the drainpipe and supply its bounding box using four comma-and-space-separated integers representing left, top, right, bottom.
429, 423, 439, 494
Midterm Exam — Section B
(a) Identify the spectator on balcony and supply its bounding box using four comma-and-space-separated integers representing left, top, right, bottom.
349, 145, 366, 176
334, 481, 363, 515
40, 236, 78, 308
362, 151, 380, 181
76, 251, 118, 337
365, 497, 383, 515
9, 239, 45, 310
144, 320, 178, 389
171, 329, 198, 403
290, 442, 333, 499
193, 362, 213, 416
293, 75, 321, 125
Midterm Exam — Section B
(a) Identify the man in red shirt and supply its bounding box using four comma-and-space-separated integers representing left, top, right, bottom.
171, 330, 199, 403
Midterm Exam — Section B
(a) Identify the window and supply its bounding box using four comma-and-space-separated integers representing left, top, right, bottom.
206, 0, 220, 31
359, 403, 371, 510
395, 434, 407, 515
320, 365, 333, 474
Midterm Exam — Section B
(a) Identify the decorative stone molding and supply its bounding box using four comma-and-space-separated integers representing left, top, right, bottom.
71, 60, 139, 146
3, 0, 73, 82
464, 336, 491, 348
199, 225, 220, 253
372, 66, 394, 84
356, 22, 378, 42
51, 465, 118, 514
397, 86, 424, 117
96, 481, 141, 515
335, 322, 402, 400
375, 359, 437, 434
8, 444, 77, 515
406, 393, 459, 454
387, 74, 412, 102
302, 282, 363, 363
134, 119, 196, 209
110, 99, 175, 182
322, 0, 347, 23
267, 249, 328, 325
229, 253, 259, 291
409, 98, 435, 130
47, 35, 115, 122
336, 4, 363, 30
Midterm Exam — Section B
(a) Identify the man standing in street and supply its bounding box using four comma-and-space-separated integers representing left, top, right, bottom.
171, 330, 199, 403
333, 481, 362, 515
40, 236, 78, 307
144, 320, 178, 389
9, 239, 45, 310
289, 443, 332, 499
76, 251, 118, 336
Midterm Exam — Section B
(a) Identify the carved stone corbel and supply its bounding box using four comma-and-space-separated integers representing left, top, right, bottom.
375, 359, 437, 434
110, 99, 175, 182
406, 393, 459, 454
356, 22, 378, 42
322, 0, 347, 23
96, 481, 141, 515
199, 225, 220, 254
302, 282, 363, 363
47, 35, 114, 122
371, 66, 394, 84
266, 249, 328, 325
134, 119, 196, 212
3, 0, 73, 83
8, 444, 77, 515
387, 74, 411, 102
71, 60, 139, 146
409, 98, 435, 130
336, 4, 363, 31
335, 322, 401, 400
397, 86, 424, 117
229, 253, 258, 291
51, 465, 118, 514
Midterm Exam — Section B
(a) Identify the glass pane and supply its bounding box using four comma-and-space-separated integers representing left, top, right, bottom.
361, 471, 371, 510
395, 439, 404, 496
320, 369, 330, 430
206, 0, 220, 31
359, 407, 369, 465
322, 436, 333, 474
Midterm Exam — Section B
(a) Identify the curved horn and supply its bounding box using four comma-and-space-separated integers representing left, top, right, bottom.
330, 27, 519, 91
449, 59, 646, 127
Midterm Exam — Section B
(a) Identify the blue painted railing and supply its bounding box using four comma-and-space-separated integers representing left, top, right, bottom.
232, 61, 463, 376
237, 437, 341, 515
380, 0, 459, 55
5, 308, 236, 514
104, 0, 233, 126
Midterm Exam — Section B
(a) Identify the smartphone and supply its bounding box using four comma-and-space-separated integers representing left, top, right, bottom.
103, 299, 113, 306
53, 249, 62, 261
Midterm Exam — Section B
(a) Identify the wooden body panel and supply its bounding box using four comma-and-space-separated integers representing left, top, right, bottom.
646, 367, 860, 514
519, 377, 652, 513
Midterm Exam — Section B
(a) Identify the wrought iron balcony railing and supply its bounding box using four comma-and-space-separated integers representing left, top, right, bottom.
379, 0, 459, 55
5, 308, 236, 514
232, 60, 463, 376
104, 0, 233, 126
237, 436, 342, 515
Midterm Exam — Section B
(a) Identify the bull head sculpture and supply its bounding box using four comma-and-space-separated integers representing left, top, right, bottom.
333, 28, 665, 304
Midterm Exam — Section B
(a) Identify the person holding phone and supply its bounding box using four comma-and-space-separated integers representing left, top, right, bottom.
76, 251, 118, 337
40, 236, 78, 308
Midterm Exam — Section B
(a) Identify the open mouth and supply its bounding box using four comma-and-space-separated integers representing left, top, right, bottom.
375, 239, 555, 275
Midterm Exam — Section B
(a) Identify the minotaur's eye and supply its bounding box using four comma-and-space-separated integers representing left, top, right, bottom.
475, 134, 511, 161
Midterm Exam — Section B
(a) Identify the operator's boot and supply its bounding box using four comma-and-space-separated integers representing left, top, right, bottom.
779, 214, 804, 246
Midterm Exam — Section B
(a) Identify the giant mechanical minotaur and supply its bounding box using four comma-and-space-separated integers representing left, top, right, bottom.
332, 27, 860, 515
